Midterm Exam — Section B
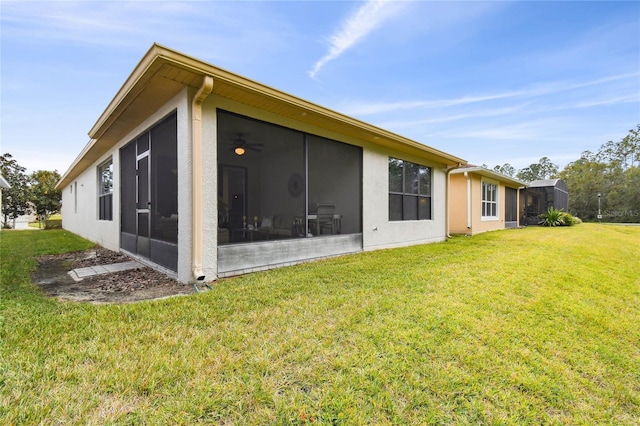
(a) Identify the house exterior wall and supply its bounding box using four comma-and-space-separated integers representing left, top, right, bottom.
362, 145, 447, 250
62, 88, 451, 283
470, 176, 503, 234
449, 172, 520, 235
61, 90, 192, 281
61, 152, 120, 251
203, 95, 449, 260
449, 173, 470, 234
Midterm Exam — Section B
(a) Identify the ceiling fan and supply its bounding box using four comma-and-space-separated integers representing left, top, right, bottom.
230, 133, 263, 156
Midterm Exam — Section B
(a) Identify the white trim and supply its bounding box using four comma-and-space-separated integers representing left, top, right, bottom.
481, 178, 499, 221
97, 157, 114, 221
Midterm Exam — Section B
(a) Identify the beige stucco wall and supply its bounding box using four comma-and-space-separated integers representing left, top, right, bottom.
450, 172, 520, 235
470, 175, 503, 234
449, 173, 470, 234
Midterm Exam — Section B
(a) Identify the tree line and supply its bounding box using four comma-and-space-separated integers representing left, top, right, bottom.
485, 124, 640, 223
1, 153, 61, 228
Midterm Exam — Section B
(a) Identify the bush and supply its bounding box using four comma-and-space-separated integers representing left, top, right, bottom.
561, 213, 582, 226
539, 208, 580, 227
560, 212, 575, 226
539, 208, 565, 226
44, 219, 62, 229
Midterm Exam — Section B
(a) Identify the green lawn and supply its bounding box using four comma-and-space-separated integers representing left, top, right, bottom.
28, 213, 63, 229
1, 225, 639, 425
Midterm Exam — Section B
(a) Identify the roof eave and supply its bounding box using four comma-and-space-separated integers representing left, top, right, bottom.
57, 43, 467, 190
0, 175, 10, 189
450, 167, 527, 187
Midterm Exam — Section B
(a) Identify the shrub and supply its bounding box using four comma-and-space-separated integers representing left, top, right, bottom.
539, 208, 565, 226
539, 208, 580, 227
560, 212, 575, 226
44, 219, 62, 229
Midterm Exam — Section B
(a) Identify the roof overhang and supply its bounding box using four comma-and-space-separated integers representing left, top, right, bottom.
0, 175, 10, 189
450, 167, 527, 187
57, 43, 466, 189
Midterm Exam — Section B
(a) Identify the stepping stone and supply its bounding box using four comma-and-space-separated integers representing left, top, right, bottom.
68, 261, 143, 282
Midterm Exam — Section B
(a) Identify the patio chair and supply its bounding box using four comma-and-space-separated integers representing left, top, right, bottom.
315, 203, 336, 235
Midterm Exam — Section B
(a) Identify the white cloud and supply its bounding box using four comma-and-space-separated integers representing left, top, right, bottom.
573, 95, 640, 109
309, 0, 402, 79
337, 72, 640, 116
1, 1, 159, 47
340, 91, 525, 116
376, 104, 530, 130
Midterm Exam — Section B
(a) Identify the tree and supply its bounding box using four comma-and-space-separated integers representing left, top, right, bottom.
598, 124, 640, 170
29, 170, 62, 224
560, 125, 640, 223
492, 163, 516, 177
516, 157, 559, 183
560, 152, 607, 221
0, 153, 30, 228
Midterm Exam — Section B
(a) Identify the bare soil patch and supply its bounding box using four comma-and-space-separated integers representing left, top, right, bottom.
32, 247, 194, 303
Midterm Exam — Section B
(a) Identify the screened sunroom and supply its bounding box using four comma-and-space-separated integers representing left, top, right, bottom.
215, 110, 364, 276
522, 179, 569, 225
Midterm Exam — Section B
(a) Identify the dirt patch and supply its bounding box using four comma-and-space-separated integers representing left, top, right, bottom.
33, 247, 194, 304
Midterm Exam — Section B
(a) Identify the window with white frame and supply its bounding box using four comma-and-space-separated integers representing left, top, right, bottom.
481, 180, 498, 219
98, 158, 113, 220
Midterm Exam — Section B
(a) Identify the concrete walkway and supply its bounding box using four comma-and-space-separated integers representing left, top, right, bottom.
68, 261, 143, 282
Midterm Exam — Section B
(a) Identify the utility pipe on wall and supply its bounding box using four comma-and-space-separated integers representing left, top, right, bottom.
192, 76, 214, 281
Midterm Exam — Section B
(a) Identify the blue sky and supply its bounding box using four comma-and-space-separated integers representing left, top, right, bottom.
1, 0, 639, 174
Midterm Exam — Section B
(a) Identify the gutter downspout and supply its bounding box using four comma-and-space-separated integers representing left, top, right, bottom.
192, 75, 214, 281
464, 171, 471, 230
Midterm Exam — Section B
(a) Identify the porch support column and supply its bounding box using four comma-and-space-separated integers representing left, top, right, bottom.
192, 75, 214, 281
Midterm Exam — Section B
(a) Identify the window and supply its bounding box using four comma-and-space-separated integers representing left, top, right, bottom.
98, 158, 113, 220
389, 158, 431, 221
481, 180, 498, 219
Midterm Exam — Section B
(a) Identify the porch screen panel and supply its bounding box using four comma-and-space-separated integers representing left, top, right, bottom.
150, 113, 178, 243
307, 135, 362, 236
120, 142, 137, 235
217, 111, 305, 244
505, 187, 518, 222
